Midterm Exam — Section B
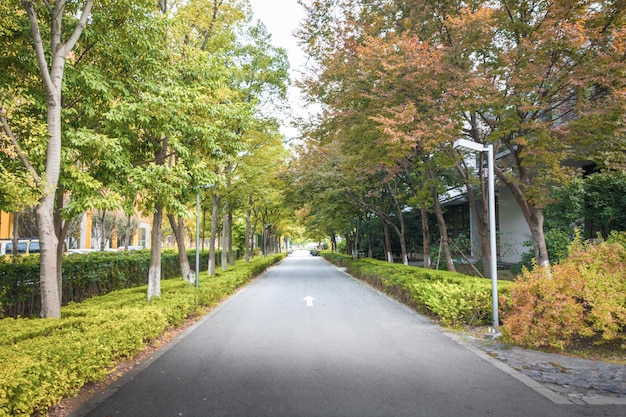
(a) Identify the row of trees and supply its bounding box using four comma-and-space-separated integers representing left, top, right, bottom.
1, 0, 294, 318
289, 0, 626, 275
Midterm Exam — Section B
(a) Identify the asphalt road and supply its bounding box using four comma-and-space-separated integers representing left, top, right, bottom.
75, 251, 624, 417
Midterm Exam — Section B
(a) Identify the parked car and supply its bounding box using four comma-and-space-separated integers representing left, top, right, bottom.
309, 248, 320, 256
117, 245, 144, 251
67, 248, 97, 255
0, 239, 40, 256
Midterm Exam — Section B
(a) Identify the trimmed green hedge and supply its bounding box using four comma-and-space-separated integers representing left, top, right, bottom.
322, 252, 511, 326
0, 253, 284, 417
0, 249, 231, 317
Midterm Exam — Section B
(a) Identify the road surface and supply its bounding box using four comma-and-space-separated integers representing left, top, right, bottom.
75, 251, 624, 417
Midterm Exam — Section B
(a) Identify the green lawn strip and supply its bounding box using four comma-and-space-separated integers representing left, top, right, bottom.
0, 253, 285, 417
322, 251, 511, 326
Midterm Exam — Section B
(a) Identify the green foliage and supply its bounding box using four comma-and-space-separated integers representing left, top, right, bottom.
512, 228, 572, 274
0, 253, 285, 417
322, 252, 511, 326
501, 237, 626, 350
0, 249, 232, 318
544, 171, 626, 238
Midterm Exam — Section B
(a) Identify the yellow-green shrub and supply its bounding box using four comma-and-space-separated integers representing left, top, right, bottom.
0, 254, 284, 417
322, 252, 510, 326
501, 238, 626, 349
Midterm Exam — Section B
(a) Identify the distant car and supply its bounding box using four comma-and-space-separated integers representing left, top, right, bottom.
67, 249, 96, 255
0, 239, 40, 256
310, 248, 319, 256
118, 246, 144, 251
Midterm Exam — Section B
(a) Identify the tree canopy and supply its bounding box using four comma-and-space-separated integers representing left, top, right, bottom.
1, 0, 293, 317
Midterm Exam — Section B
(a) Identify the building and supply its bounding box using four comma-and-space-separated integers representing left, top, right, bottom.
0, 209, 151, 250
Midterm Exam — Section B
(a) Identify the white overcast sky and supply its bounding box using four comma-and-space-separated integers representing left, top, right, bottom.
249, 0, 306, 70
249, 0, 309, 139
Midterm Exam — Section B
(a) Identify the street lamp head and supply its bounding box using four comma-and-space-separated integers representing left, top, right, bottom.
453, 139, 489, 153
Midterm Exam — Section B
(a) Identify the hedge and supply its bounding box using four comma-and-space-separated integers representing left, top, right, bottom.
322, 251, 511, 326
0, 249, 232, 318
0, 253, 284, 417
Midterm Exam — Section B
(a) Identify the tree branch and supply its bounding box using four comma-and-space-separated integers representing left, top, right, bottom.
58, 0, 94, 57
0, 103, 42, 184
22, 1, 53, 91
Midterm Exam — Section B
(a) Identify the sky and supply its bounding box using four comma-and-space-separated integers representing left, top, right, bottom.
248, 0, 309, 139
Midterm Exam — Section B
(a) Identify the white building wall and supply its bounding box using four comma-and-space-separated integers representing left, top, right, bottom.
497, 187, 531, 264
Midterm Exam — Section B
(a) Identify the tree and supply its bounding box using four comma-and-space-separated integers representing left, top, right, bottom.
296, 0, 626, 272
1, 0, 94, 318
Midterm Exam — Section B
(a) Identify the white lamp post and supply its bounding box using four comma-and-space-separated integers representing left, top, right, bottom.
453, 139, 499, 333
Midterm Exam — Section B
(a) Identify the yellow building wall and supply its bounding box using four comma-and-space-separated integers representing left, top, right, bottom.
0, 211, 14, 239
1, 209, 152, 248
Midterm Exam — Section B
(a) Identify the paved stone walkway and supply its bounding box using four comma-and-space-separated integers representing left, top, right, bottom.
458, 335, 626, 405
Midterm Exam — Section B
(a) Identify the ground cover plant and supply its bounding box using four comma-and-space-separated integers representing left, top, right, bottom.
322, 252, 511, 326
0, 253, 284, 417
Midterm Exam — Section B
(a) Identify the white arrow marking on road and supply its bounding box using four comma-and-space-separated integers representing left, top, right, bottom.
303, 296, 316, 307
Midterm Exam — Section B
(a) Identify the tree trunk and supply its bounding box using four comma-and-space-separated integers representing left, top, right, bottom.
147, 204, 163, 301
457, 162, 492, 277
388, 185, 408, 265
36, 96, 63, 318
54, 190, 73, 302
22, 0, 94, 318
125, 215, 132, 248
431, 185, 456, 272
497, 167, 550, 268
11, 212, 19, 256
99, 209, 107, 250
168, 214, 191, 283
201, 208, 207, 252
244, 200, 252, 262
382, 219, 393, 263
352, 218, 360, 259
419, 207, 431, 269
37, 198, 60, 318
251, 212, 259, 259
208, 192, 220, 275
228, 209, 235, 265
221, 202, 229, 271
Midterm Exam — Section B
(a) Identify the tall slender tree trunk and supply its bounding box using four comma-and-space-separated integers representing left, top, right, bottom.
419, 207, 431, 269
221, 202, 229, 271
99, 209, 107, 250
125, 215, 132, 248
54, 190, 73, 302
430, 184, 456, 272
499, 170, 549, 268
201, 208, 207, 252
147, 204, 163, 300
228, 209, 235, 265
251, 212, 259, 259
11, 212, 19, 256
244, 200, 252, 262
168, 214, 191, 282
456, 162, 492, 277
388, 184, 408, 265
382, 220, 393, 263
23, 0, 94, 318
37, 92, 63, 318
208, 192, 220, 275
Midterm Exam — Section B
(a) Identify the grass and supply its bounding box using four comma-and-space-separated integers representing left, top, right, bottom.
0, 254, 285, 417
